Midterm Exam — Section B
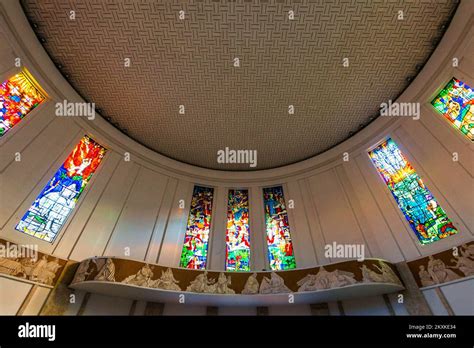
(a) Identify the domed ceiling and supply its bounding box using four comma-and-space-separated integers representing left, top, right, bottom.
21, 0, 457, 170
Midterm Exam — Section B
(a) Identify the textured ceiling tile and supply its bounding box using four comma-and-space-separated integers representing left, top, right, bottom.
21, 0, 457, 170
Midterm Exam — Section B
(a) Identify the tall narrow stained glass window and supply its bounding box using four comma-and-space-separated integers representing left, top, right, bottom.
263, 186, 296, 270
180, 186, 214, 269
431, 77, 473, 141
368, 138, 457, 244
225, 189, 250, 271
16, 135, 106, 242
1, 71, 46, 137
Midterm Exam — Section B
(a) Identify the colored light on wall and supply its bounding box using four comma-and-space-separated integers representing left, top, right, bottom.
180, 186, 214, 269
263, 186, 296, 270
16, 135, 106, 242
225, 189, 251, 271
431, 77, 473, 141
0, 71, 46, 137
368, 138, 457, 244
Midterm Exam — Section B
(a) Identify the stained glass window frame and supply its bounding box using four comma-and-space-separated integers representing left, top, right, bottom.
262, 185, 296, 271
179, 185, 215, 270
15, 135, 107, 243
0, 68, 47, 139
368, 137, 458, 245
225, 188, 251, 272
430, 76, 474, 141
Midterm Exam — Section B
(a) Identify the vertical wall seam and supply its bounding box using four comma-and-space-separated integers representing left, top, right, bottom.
305, 177, 330, 263
144, 176, 170, 262
296, 179, 318, 263
53, 151, 115, 255
335, 164, 374, 257
155, 179, 180, 264
101, 164, 141, 256
15, 284, 37, 315
0, 104, 57, 174
76, 292, 90, 316
418, 110, 473, 178
383, 294, 396, 316
66, 157, 122, 260
435, 287, 456, 315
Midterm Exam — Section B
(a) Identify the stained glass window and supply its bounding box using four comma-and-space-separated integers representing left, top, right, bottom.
0, 71, 46, 137
368, 138, 457, 244
431, 77, 474, 141
180, 186, 214, 269
225, 189, 250, 271
263, 186, 296, 270
16, 135, 106, 242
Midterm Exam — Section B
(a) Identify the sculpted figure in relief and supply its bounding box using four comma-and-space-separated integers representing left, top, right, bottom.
36, 258, 61, 285
0, 257, 24, 277
122, 264, 154, 287
29, 255, 49, 282
449, 249, 474, 277
186, 271, 216, 293
215, 272, 235, 294
242, 273, 259, 294
360, 261, 402, 285
72, 259, 92, 284
94, 258, 116, 282
259, 272, 291, 294
427, 256, 460, 284
460, 244, 474, 259
152, 268, 181, 291
373, 261, 402, 285
418, 265, 436, 287
297, 267, 357, 292
0, 254, 61, 286
360, 264, 384, 283
19, 258, 36, 278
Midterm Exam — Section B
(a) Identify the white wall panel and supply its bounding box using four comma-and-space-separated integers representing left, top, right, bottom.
308, 169, 367, 262
422, 289, 449, 315
145, 177, 177, 263
0, 277, 32, 315
0, 102, 57, 173
208, 186, 227, 271
285, 180, 318, 268
298, 178, 329, 265
104, 166, 168, 261
419, 105, 474, 177
20, 286, 50, 315
387, 293, 409, 316
63, 290, 87, 315
249, 186, 267, 270
440, 279, 474, 315
157, 180, 193, 267
0, 30, 15, 75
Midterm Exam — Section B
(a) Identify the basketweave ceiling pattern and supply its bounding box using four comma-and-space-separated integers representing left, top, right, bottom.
21, 0, 457, 170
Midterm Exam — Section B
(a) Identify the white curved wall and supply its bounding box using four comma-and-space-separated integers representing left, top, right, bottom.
0, 0, 473, 278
